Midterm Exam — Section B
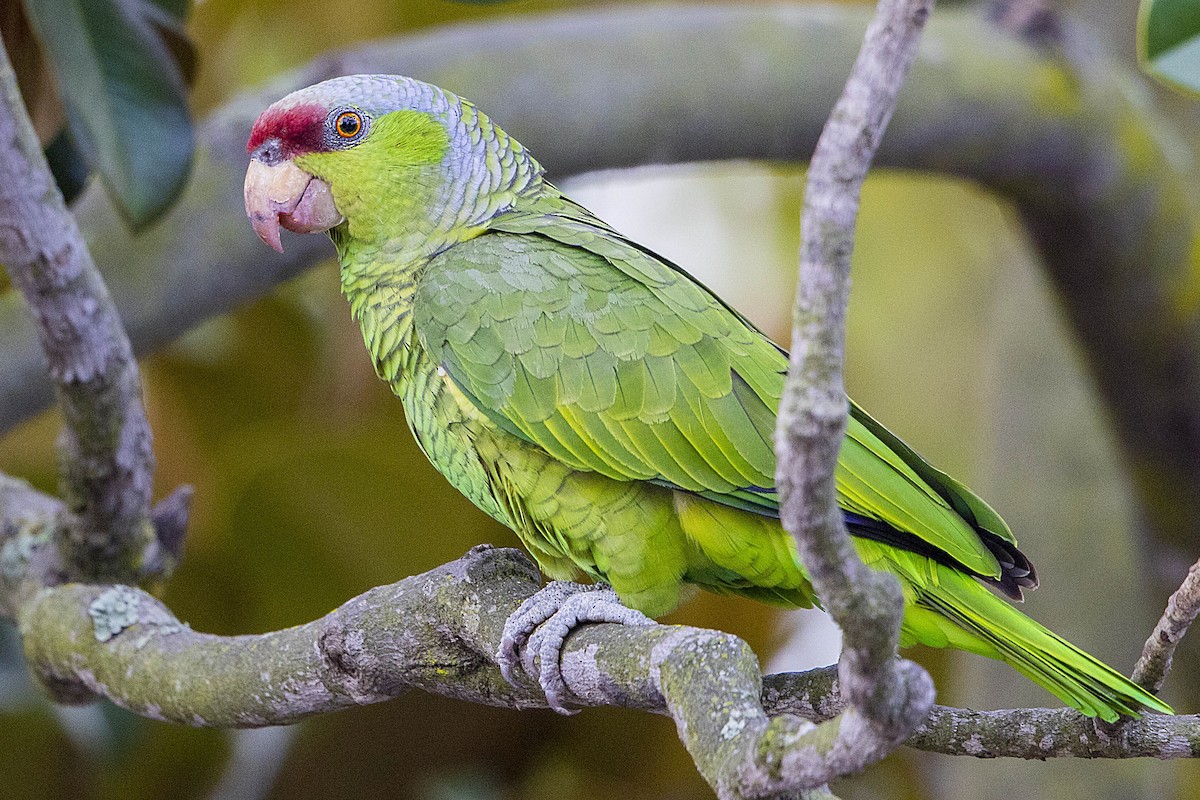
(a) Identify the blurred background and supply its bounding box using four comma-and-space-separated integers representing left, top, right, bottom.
0, 0, 1195, 798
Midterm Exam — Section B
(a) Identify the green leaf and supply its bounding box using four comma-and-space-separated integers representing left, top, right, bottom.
143, 0, 190, 19
43, 129, 90, 205
23, 0, 195, 229
1138, 0, 1200, 95
140, 0, 198, 84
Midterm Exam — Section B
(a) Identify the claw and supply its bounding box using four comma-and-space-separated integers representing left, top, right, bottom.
498, 581, 654, 714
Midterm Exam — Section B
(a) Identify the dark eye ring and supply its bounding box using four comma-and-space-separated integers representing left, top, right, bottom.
335, 111, 363, 139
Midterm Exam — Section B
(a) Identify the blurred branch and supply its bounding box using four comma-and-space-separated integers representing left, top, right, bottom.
0, 37, 155, 580
3, 542, 1196, 771
208, 727, 298, 800
986, 0, 1063, 45
774, 0, 935, 788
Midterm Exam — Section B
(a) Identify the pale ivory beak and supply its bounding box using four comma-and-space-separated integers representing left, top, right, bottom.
244, 159, 343, 253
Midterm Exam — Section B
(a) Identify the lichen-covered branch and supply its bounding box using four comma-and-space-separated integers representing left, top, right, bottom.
3, 543, 907, 799
18, 546, 545, 719
763, 669, 1200, 759
4, 474, 1198, 767
772, 0, 937, 785
8, 532, 1200, 767
0, 472, 68, 619
907, 705, 1200, 759
0, 38, 154, 580
1133, 558, 1200, 694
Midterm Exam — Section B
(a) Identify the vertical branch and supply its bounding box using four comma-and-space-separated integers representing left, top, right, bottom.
775, 0, 936, 770
0, 38, 154, 579
1132, 559, 1200, 694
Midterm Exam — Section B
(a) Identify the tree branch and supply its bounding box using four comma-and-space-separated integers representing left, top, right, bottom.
0, 38, 155, 579
763, 670, 1200, 759
4, 473, 1197, 769
772, 0, 937, 784
0, 472, 68, 619
7, 535, 1200, 769
4, 543, 903, 799
1133, 558, 1200, 694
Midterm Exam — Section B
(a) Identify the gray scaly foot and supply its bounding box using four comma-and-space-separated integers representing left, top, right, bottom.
498, 581, 653, 714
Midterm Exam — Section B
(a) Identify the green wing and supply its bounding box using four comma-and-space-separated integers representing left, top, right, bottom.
414, 192, 1013, 583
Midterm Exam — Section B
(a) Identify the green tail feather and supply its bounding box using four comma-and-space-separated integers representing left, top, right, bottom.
916, 570, 1172, 722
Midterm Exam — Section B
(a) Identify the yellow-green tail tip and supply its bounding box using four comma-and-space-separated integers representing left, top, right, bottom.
914, 568, 1175, 722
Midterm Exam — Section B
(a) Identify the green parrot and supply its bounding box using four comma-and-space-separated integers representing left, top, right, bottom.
243, 74, 1170, 721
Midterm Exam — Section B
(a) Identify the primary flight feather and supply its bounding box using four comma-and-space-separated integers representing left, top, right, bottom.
244, 74, 1170, 721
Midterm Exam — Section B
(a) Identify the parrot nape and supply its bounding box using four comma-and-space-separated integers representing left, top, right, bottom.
243, 74, 1171, 721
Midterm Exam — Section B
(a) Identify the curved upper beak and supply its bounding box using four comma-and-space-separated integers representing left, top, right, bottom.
244, 158, 343, 253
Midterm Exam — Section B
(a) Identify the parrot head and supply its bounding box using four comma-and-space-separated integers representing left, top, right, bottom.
245, 75, 531, 254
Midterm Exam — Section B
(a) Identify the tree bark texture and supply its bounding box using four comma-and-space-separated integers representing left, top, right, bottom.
774, 0, 937, 785
0, 31, 154, 580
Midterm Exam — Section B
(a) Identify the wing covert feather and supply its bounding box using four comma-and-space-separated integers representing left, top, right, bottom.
415, 203, 1010, 581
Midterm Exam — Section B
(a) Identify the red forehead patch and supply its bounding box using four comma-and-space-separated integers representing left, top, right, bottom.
247, 103, 327, 158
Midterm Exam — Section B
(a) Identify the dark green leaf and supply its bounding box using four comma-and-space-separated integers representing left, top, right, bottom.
142, 0, 190, 21
44, 129, 90, 205
139, 0, 198, 84
1138, 0, 1200, 94
23, 0, 196, 228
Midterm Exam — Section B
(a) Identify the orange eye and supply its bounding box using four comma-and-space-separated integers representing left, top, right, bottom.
335, 111, 363, 139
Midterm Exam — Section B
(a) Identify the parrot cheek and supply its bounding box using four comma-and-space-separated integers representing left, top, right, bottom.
244, 158, 343, 252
